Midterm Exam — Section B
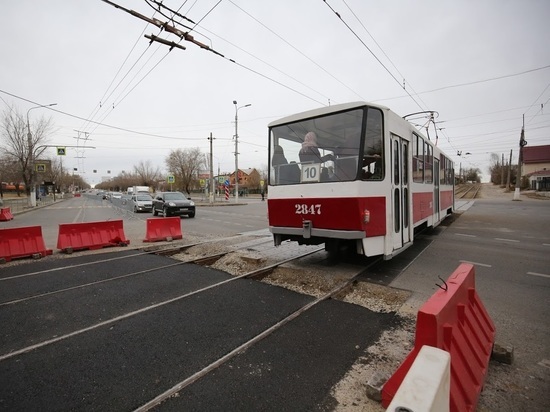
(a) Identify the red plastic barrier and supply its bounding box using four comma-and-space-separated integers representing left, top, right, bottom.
0, 207, 14, 221
0, 226, 52, 262
143, 217, 183, 242
382, 263, 495, 411
57, 220, 130, 252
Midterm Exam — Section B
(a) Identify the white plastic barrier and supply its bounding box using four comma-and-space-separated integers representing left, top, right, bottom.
386, 345, 450, 412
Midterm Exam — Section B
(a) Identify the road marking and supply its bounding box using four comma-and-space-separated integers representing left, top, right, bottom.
527, 272, 550, 279
543, 243, 550, 247
456, 233, 476, 237
494, 238, 519, 243
459, 260, 492, 268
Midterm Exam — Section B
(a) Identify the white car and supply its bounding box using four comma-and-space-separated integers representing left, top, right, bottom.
132, 194, 153, 213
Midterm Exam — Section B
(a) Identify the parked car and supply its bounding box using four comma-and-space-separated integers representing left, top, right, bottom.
132, 193, 153, 213
152, 191, 195, 218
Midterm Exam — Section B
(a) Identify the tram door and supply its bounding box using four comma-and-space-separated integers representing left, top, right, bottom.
434, 159, 440, 223
391, 134, 411, 251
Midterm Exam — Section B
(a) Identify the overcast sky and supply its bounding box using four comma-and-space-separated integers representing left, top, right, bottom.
1, 0, 549, 185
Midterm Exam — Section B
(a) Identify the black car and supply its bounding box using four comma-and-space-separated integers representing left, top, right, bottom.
152, 191, 195, 218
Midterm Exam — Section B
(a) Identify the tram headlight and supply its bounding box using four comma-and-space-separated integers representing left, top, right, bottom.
363, 209, 370, 224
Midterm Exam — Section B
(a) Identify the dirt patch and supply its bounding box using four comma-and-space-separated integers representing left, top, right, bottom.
330, 314, 416, 411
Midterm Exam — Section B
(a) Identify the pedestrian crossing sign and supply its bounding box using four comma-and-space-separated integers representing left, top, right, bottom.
57, 147, 66, 156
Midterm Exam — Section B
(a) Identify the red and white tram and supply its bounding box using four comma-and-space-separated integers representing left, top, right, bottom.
267, 101, 454, 259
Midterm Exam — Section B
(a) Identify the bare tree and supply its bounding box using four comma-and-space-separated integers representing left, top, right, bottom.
0, 154, 21, 198
0, 104, 54, 199
133, 160, 162, 186
165, 147, 205, 194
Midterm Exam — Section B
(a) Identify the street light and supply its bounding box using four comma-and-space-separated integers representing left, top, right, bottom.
233, 100, 251, 203
27, 103, 57, 207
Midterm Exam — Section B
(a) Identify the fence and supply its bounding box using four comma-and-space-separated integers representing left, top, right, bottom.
0, 194, 58, 214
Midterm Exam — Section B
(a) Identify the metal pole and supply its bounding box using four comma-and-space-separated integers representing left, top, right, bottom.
209, 132, 214, 204
233, 101, 251, 204
234, 101, 239, 203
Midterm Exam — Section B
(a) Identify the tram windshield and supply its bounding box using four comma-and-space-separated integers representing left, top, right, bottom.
269, 107, 383, 185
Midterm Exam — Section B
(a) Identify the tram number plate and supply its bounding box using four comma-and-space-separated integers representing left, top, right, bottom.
301, 163, 321, 182
295, 204, 321, 215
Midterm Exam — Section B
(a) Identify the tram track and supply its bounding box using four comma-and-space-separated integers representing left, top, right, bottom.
1, 230, 407, 411
0, 240, 325, 361
135, 256, 383, 411
455, 183, 482, 199
0, 234, 272, 282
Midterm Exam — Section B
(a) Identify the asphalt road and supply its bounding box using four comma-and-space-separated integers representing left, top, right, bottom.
0, 250, 397, 411
0, 194, 269, 249
391, 196, 550, 410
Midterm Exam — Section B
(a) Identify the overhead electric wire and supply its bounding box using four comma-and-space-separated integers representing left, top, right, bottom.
84, 0, 189, 138
147, 0, 197, 27
375, 64, 550, 103
339, 0, 429, 109
189, 0, 223, 30
144, 0, 335, 104
78, 22, 151, 134
321, 0, 425, 111
228, 0, 363, 102
85, 45, 171, 136
524, 82, 550, 125
102, 0, 328, 106
0, 88, 219, 141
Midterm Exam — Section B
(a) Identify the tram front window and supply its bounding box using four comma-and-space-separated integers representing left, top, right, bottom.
269, 107, 383, 185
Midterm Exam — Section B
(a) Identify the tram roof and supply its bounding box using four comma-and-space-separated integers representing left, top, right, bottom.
268, 101, 392, 128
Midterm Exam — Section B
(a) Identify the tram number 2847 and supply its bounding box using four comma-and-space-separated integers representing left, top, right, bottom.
295, 204, 322, 215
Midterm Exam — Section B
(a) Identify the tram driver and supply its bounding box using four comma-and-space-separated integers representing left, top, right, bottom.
299, 132, 333, 164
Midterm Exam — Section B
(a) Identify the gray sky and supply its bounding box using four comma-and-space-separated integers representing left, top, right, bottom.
1, 0, 549, 185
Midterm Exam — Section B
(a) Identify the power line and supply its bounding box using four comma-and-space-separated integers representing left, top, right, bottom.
321, 0, 425, 111
228, 0, 363, 102
0, 88, 225, 141
339, 0, 429, 109
102, 0, 328, 106
525, 82, 550, 125
375, 64, 550, 102
78, 21, 152, 134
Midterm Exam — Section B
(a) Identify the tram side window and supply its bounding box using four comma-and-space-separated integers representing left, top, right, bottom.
440, 155, 446, 185
425, 144, 433, 183
413, 134, 424, 183
362, 108, 383, 180
439, 155, 453, 185
440, 155, 451, 185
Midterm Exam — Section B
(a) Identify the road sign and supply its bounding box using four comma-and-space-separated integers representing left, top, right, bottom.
35, 164, 46, 173
167, 174, 175, 183
224, 179, 230, 186
57, 147, 66, 156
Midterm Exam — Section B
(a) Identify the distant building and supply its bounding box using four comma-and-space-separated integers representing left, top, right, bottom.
230, 168, 261, 191
522, 144, 550, 191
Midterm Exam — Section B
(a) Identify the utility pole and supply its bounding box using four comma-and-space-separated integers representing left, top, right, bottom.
500, 153, 504, 186
506, 149, 512, 190
513, 115, 527, 201
208, 132, 215, 204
